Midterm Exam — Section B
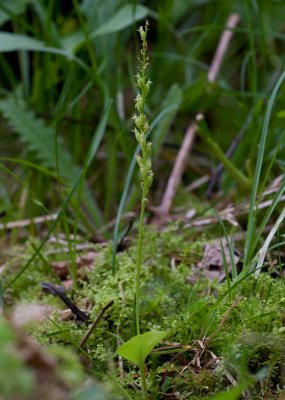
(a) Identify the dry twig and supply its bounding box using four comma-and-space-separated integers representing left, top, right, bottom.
0, 213, 58, 230
79, 300, 114, 349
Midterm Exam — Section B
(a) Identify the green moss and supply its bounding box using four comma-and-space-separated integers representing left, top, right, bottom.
2, 227, 285, 398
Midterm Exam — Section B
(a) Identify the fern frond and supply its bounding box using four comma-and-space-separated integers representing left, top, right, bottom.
0, 96, 103, 228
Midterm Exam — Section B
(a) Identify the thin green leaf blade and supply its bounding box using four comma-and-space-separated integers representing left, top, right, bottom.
92, 4, 149, 37
0, 33, 89, 71
61, 4, 149, 54
244, 69, 285, 265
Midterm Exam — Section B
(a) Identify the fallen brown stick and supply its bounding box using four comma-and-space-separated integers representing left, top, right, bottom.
0, 213, 58, 230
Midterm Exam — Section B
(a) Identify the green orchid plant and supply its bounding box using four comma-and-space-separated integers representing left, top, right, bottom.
117, 22, 167, 399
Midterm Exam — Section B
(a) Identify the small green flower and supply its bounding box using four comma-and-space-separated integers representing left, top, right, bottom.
132, 21, 153, 338
133, 21, 153, 201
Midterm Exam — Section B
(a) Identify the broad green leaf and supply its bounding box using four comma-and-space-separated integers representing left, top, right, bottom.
0, 32, 44, 52
0, 0, 30, 26
0, 33, 88, 71
80, 0, 97, 15
61, 32, 84, 54
61, 4, 149, 54
80, 0, 118, 20
92, 4, 148, 37
210, 386, 242, 400
117, 330, 167, 366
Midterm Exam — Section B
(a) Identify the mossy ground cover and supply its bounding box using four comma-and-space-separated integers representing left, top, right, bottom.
1, 221, 285, 399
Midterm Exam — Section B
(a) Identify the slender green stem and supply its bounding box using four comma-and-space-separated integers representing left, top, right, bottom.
139, 363, 148, 399
132, 22, 152, 399
136, 188, 147, 336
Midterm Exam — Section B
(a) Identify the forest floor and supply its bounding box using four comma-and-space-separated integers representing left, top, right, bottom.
1, 194, 285, 400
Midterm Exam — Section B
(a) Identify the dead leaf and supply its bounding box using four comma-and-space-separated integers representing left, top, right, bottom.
51, 250, 99, 279
196, 239, 240, 281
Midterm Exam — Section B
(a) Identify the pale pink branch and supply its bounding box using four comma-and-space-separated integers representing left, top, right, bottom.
0, 213, 58, 230
208, 13, 240, 82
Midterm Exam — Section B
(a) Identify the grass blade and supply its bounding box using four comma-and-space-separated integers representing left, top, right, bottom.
244, 69, 285, 266
61, 4, 150, 54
